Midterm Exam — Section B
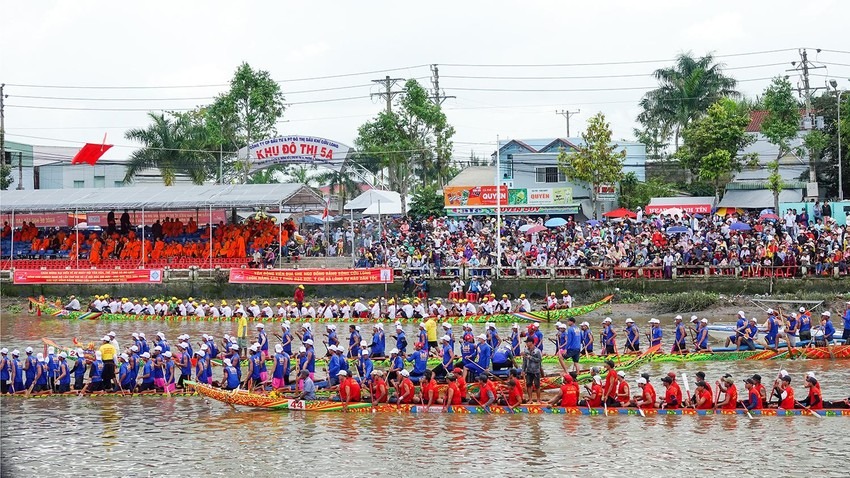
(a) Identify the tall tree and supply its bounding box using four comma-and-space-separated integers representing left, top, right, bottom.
284, 164, 317, 188
207, 63, 286, 183
766, 160, 784, 215
314, 168, 361, 213
557, 113, 625, 218
761, 76, 801, 162
355, 79, 455, 212
123, 112, 209, 185
676, 98, 756, 200
0, 162, 12, 190
247, 165, 285, 184
810, 92, 850, 197
638, 52, 739, 151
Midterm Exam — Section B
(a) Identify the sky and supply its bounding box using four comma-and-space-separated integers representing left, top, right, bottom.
2, 0, 849, 166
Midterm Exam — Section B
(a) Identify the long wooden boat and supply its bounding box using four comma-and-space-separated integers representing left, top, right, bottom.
28, 296, 613, 324
188, 382, 849, 417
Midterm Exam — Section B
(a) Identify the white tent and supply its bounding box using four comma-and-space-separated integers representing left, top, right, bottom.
343, 190, 399, 211
361, 200, 407, 216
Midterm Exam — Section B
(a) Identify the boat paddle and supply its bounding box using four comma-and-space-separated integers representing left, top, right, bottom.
161, 365, 171, 398
738, 401, 754, 420
682, 373, 691, 409
795, 400, 824, 419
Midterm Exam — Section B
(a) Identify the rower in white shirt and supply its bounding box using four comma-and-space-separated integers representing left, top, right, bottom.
248, 301, 261, 318
185, 300, 196, 315
305, 303, 317, 319
221, 301, 233, 318
261, 301, 274, 318
401, 299, 415, 319
386, 299, 398, 319
340, 301, 352, 319
354, 299, 368, 318
413, 300, 427, 319
322, 301, 335, 319
497, 295, 512, 313
210, 305, 220, 318
276, 303, 287, 317
517, 294, 531, 313
465, 300, 477, 316
481, 297, 495, 315
64, 295, 81, 311
561, 290, 573, 308
547, 293, 559, 310
109, 299, 120, 314
177, 301, 188, 316
195, 304, 206, 317
143, 301, 155, 315
370, 300, 381, 319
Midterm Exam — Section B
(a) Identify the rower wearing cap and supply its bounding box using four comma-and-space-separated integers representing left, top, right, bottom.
818, 312, 836, 346
715, 375, 738, 410
474, 334, 492, 375
798, 307, 812, 342
581, 374, 604, 407
357, 350, 374, 386
222, 358, 240, 390
337, 370, 362, 404
516, 293, 531, 313
443, 373, 463, 410
501, 369, 524, 407
648, 319, 662, 348
486, 323, 501, 350
624, 318, 640, 352
70, 348, 86, 391
195, 349, 210, 386
391, 323, 408, 354
469, 374, 496, 407
550, 373, 580, 407
531, 323, 544, 352
273, 344, 291, 389
416, 323, 428, 353
370, 299, 381, 319
693, 381, 713, 409
246, 344, 262, 390
633, 374, 656, 409
177, 343, 192, 389
370, 323, 386, 358
547, 292, 558, 310
401, 299, 414, 320
55, 353, 70, 393
442, 322, 455, 351
800, 375, 823, 410
694, 318, 711, 352
418, 370, 440, 406
86, 351, 104, 393
497, 294, 511, 314
256, 323, 269, 359
601, 318, 616, 356
763, 309, 780, 352
425, 316, 438, 350
371, 370, 389, 404
137, 352, 154, 392
435, 335, 454, 380
659, 376, 680, 409
554, 322, 569, 373
726, 311, 748, 348
348, 325, 362, 358
387, 348, 404, 386
389, 370, 415, 404
459, 333, 477, 382
406, 342, 429, 383
303, 339, 316, 380
772, 374, 794, 409
326, 346, 343, 386
98, 335, 117, 390
580, 322, 594, 355
668, 315, 686, 354
740, 318, 759, 350
116, 354, 135, 392
324, 324, 339, 350
614, 371, 630, 406
509, 324, 521, 357
601, 360, 619, 406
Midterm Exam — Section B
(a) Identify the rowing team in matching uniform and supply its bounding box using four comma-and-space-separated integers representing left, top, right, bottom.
723, 307, 842, 351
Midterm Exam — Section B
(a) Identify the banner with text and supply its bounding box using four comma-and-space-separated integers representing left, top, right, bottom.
443, 186, 508, 207
13, 269, 163, 284
229, 268, 394, 285
445, 186, 572, 207
249, 136, 351, 171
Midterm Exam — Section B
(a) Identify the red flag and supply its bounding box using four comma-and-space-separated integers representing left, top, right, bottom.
71, 143, 113, 165
322, 198, 329, 220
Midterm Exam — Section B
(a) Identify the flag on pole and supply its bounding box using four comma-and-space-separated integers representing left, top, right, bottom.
322, 197, 330, 220
70, 138, 112, 166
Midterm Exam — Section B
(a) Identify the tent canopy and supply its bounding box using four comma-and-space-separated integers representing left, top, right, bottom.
344, 190, 399, 210
361, 200, 407, 216
717, 189, 803, 209
0, 184, 325, 213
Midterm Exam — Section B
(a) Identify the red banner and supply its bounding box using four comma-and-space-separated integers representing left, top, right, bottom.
13, 269, 163, 284
229, 268, 394, 285
0, 213, 73, 228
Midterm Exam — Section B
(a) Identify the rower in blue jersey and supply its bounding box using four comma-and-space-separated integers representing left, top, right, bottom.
257, 324, 269, 359
0, 348, 11, 394
23, 347, 37, 390
56, 353, 71, 393
726, 311, 748, 348
228, 344, 242, 384
206, 336, 219, 359
46, 347, 58, 392
177, 343, 192, 389
601, 318, 617, 355
459, 334, 477, 382
325, 325, 339, 348
195, 350, 209, 385
565, 318, 582, 373
442, 323, 455, 351
128, 346, 139, 385
90, 352, 104, 392
32, 354, 48, 392
138, 333, 150, 355
475, 334, 492, 373
491, 347, 513, 371
162, 351, 176, 392
532, 325, 544, 352
649, 318, 663, 347
281, 324, 293, 355
764, 310, 780, 351
843, 303, 850, 343
246, 344, 262, 389
406, 343, 428, 383
417, 323, 428, 352
799, 308, 812, 341
624, 319, 640, 352
348, 325, 361, 358
155, 332, 170, 353
222, 358, 240, 390
138, 352, 154, 392
272, 344, 290, 389
118, 354, 135, 392
12, 351, 24, 393
580, 322, 594, 354
436, 335, 454, 379
486, 323, 501, 350
509, 324, 521, 357
357, 350, 374, 385
327, 345, 342, 386
393, 324, 408, 354
672, 316, 687, 353
820, 312, 836, 345
370, 324, 386, 358
303, 339, 316, 379
555, 322, 569, 373
694, 318, 711, 352
388, 348, 404, 386
338, 346, 350, 373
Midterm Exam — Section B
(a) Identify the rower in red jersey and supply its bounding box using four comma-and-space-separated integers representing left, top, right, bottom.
632, 374, 656, 409
660, 376, 681, 409
743, 378, 762, 410
601, 360, 618, 407
505, 369, 524, 407
390, 369, 415, 404
614, 371, 630, 407
773, 375, 794, 409
715, 375, 738, 410
550, 373, 580, 407
452, 368, 468, 403
750, 374, 766, 404
370, 370, 389, 405
582, 374, 604, 407
799, 375, 823, 410
470, 374, 496, 407
693, 381, 713, 409
443, 374, 463, 410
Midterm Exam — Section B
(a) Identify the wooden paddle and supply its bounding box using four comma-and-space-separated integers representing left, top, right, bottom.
738, 400, 754, 420
795, 400, 824, 419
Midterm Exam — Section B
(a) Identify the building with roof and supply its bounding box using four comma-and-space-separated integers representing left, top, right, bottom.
442, 137, 646, 217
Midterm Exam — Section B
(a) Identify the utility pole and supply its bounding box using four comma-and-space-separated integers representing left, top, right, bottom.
370, 75, 404, 114
555, 109, 580, 137
429, 65, 455, 186
1, 83, 6, 179
787, 49, 826, 184
17, 151, 23, 190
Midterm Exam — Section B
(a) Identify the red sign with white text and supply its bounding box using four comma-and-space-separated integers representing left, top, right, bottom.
13, 269, 163, 284
229, 268, 394, 285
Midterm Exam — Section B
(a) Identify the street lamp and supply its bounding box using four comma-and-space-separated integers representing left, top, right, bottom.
830, 79, 845, 200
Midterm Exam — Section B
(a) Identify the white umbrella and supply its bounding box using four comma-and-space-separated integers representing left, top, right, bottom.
518, 224, 534, 232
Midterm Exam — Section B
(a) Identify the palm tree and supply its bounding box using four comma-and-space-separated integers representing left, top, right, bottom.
639, 52, 739, 151
284, 164, 317, 187
314, 168, 361, 213
247, 166, 284, 184
123, 112, 210, 185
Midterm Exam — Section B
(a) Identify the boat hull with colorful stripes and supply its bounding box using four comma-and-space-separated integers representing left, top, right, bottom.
29, 296, 613, 324
189, 383, 848, 416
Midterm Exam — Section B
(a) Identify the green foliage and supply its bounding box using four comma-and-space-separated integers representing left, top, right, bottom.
810, 92, 850, 197
408, 185, 444, 219
0, 162, 11, 190
766, 160, 783, 214
355, 79, 455, 211
676, 98, 756, 199
652, 291, 720, 314
123, 112, 210, 186
557, 112, 625, 218
207, 63, 286, 182
314, 168, 361, 213
247, 166, 284, 184
638, 52, 739, 150
619, 172, 676, 211
762, 76, 801, 160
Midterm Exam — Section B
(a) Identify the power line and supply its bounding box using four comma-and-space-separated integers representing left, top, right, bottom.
442, 63, 790, 81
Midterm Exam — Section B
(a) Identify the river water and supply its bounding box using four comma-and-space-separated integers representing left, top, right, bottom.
2, 313, 849, 477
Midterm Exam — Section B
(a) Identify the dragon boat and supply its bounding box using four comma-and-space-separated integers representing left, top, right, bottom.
28, 296, 613, 324
188, 382, 850, 417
